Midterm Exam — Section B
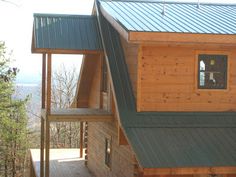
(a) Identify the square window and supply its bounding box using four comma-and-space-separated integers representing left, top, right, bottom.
105, 138, 111, 168
198, 54, 227, 89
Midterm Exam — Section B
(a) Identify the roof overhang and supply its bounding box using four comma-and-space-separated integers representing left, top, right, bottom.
143, 166, 236, 176
31, 14, 103, 54
128, 32, 236, 45
31, 47, 103, 55
100, 3, 236, 46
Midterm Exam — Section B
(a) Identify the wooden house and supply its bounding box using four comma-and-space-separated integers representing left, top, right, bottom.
30, 0, 236, 177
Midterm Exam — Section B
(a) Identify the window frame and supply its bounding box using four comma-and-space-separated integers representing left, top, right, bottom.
105, 137, 112, 168
195, 51, 230, 92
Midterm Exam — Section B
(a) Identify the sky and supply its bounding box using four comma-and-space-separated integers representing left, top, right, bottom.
0, 0, 235, 84
0, 0, 94, 84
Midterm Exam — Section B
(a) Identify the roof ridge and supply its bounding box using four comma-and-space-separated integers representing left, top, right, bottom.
103, 0, 236, 6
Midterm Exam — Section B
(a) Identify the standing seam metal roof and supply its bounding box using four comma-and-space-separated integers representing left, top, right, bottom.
97, 0, 236, 169
100, 0, 236, 34
32, 14, 103, 52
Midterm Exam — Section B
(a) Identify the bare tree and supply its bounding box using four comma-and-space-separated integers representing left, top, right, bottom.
51, 64, 80, 148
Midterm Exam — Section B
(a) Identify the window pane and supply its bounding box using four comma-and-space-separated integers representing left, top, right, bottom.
105, 138, 111, 167
198, 54, 227, 89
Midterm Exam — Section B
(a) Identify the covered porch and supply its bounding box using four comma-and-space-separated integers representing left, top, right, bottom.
31, 14, 110, 177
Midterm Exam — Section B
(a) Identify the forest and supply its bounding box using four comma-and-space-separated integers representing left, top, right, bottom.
0, 41, 82, 177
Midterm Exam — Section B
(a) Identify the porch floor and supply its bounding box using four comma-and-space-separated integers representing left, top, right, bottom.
30, 149, 94, 177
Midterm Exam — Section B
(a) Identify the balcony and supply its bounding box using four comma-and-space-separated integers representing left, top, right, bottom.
41, 108, 113, 122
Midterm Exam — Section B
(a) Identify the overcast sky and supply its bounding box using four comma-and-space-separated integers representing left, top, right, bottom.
0, 0, 235, 84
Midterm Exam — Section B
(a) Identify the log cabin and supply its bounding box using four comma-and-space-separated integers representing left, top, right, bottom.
31, 0, 236, 177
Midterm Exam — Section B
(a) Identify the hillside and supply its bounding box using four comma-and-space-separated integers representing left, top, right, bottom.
14, 84, 41, 130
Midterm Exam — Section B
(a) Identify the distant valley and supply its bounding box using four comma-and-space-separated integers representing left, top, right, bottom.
14, 83, 41, 130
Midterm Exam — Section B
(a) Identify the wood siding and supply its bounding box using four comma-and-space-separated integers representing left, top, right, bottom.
87, 121, 134, 177
138, 45, 236, 112
88, 56, 102, 109
86, 56, 134, 177
121, 37, 139, 99
143, 175, 236, 177
76, 55, 101, 108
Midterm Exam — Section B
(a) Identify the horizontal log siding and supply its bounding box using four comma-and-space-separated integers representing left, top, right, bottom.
86, 51, 134, 177
138, 45, 236, 112
87, 121, 134, 177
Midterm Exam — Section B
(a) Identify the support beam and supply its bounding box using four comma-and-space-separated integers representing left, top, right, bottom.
45, 119, 50, 177
40, 116, 45, 177
46, 53, 52, 114
45, 53, 52, 177
40, 53, 46, 177
80, 122, 84, 158
41, 108, 113, 122
42, 53, 46, 109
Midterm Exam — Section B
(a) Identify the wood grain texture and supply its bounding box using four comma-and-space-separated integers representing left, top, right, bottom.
30, 149, 94, 177
40, 54, 46, 177
129, 32, 236, 45
143, 167, 236, 176
76, 54, 101, 108
138, 45, 236, 111
121, 37, 139, 99
118, 126, 128, 145
88, 55, 102, 109
87, 121, 134, 177
45, 53, 52, 177
41, 108, 113, 122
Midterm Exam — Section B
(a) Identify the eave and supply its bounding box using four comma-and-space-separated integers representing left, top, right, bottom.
100, 6, 236, 45
129, 32, 236, 45
143, 166, 236, 176
31, 47, 103, 55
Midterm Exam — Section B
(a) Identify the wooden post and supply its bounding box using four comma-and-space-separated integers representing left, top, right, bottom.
80, 122, 84, 158
46, 53, 52, 114
40, 53, 46, 177
40, 117, 45, 177
30, 152, 36, 177
45, 53, 52, 177
42, 53, 46, 109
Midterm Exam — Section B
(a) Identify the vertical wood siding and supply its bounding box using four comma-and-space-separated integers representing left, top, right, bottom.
88, 56, 102, 109
121, 37, 139, 99
138, 45, 236, 112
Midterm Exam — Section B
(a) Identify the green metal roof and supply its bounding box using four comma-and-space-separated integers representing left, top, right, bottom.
100, 0, 236, 34
32, 14, 103, 54
127, 128, 236, 168
96, 0, 236, 168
